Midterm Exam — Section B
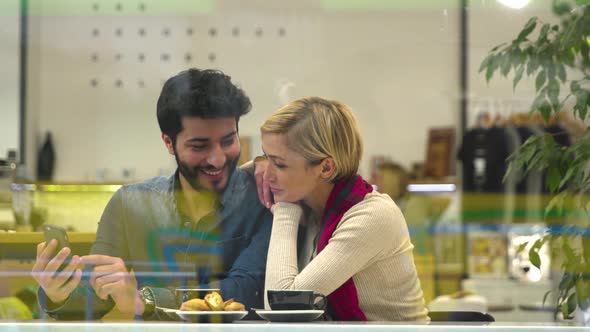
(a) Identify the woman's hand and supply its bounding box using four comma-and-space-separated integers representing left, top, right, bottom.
254, 156, 274, 209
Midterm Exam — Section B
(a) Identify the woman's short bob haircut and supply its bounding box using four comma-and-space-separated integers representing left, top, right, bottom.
261, 96, 362, 183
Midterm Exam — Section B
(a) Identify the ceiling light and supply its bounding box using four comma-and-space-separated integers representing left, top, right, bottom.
497, 0, 530, 9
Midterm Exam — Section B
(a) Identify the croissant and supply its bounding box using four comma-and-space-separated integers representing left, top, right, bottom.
180, 298, 210, 311
223, 299, 246, 311
180, 291, 246, 311
204, 291, 224, 311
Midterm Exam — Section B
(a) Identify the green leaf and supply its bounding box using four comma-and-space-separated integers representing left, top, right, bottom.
559, 166, 577, 189
512, 48, 525, 67
574, 90, 589, 120
563, 241, 578, 266
571, 81, 581, 93
486, 55, 499, 82
539, 100, 552, 121
516, 241, 529, 254
580, 94, 589, 120
580, 106, 588, 121
564, 48, 575, 66
557, 64, 566, 83
532, 238, 544, 250
527, 56, 539, 76
538, 23, 551, 42
522, 142, 538, 162
581, 42, 590, 67
503, 160, 515, 182
546, 166, 562, 192
566, 292, 577, 318
532, 93, 547, 113
479, 53, 494, 73
576, 279, 590, 311
548, 79, 560, 111
529, 248, 541, 269
518, 17, 538, 42
491, 43, 507, 52
486, 67, 494, 82
552, 1, 571, 15
560, 301, 571, 319
536, 70, 547, 91
501, 55, 512, 77
576, 90, 588, 106
584, 232, 590, 261
513, 65, 525, 90
526, 150, 545, 174
543, 290, 552, 306
559, 273, 576, 292
546, 192, 567, 216
547, 61, 556, 79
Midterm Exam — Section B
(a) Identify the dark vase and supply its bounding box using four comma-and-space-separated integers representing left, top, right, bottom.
37, 132, 55, 181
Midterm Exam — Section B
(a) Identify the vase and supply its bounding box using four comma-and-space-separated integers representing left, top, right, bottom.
576, 305, 590, 326
37, 132, 55, 181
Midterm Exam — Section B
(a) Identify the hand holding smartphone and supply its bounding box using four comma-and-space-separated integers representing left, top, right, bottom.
42, 224, 72, 270
32, 224, 83, 304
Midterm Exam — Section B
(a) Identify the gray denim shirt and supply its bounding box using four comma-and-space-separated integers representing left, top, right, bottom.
39, 167, 272, 320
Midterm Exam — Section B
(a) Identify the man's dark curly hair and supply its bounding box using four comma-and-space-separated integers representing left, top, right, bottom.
156, 68, 252, 143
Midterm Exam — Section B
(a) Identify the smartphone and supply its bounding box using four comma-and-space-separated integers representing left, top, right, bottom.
42, 224, 72, 270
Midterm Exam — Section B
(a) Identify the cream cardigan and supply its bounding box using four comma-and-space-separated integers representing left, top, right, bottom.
265, 191, 429, 321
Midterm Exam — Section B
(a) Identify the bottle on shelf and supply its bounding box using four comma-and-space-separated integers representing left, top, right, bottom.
37, 132, 55, 181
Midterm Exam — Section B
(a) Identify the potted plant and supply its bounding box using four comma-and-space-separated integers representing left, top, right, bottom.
478, 0, 589, 324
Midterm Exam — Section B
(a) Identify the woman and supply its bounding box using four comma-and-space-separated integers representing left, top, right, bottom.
260, 96, 428, 321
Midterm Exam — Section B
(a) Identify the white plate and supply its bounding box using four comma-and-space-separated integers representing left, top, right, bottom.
176, 310, 248, 323
157, 307, 181, 320
254, 309, 324, 322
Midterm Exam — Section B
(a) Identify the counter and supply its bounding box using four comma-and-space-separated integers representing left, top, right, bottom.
0, 232, 95, 260
0, 232, 95, 244
0, 321, 587, 332
10, 183, 119, 232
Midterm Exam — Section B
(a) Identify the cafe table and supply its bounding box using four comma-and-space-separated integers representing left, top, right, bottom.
1, 321, 587, 332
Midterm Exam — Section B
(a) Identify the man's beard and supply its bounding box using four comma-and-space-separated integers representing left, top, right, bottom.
174, 151, 240, 193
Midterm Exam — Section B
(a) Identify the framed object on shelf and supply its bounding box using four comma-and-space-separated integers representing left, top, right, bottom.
424, 127, 456, 178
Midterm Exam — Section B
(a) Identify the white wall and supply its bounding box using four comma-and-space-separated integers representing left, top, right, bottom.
22, 0, 570, 182
4, 0, 572, 182
24, 0, 461, 181
0, 0, 20, 160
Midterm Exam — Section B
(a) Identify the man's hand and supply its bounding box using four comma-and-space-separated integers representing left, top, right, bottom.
254, 156, 273, 209
81, 255, 143, 315
31, 239, 83, 304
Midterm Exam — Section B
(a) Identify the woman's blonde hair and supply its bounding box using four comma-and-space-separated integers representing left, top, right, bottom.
260, 96, 362, 182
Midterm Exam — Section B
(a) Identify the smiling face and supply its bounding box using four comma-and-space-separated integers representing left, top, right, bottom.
261, 133, 331, 205
163, 117, 240, 192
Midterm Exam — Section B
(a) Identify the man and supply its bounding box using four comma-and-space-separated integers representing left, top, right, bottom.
31, 68, 272, 320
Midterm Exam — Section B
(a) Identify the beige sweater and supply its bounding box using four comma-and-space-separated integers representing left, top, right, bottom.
265, 191, 429, 321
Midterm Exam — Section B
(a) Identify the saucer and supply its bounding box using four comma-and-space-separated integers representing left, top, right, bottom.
176, 310, 248, 323
254, 309, 324, 322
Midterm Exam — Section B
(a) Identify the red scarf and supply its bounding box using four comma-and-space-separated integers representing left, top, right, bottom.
317, 175, 373, 321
